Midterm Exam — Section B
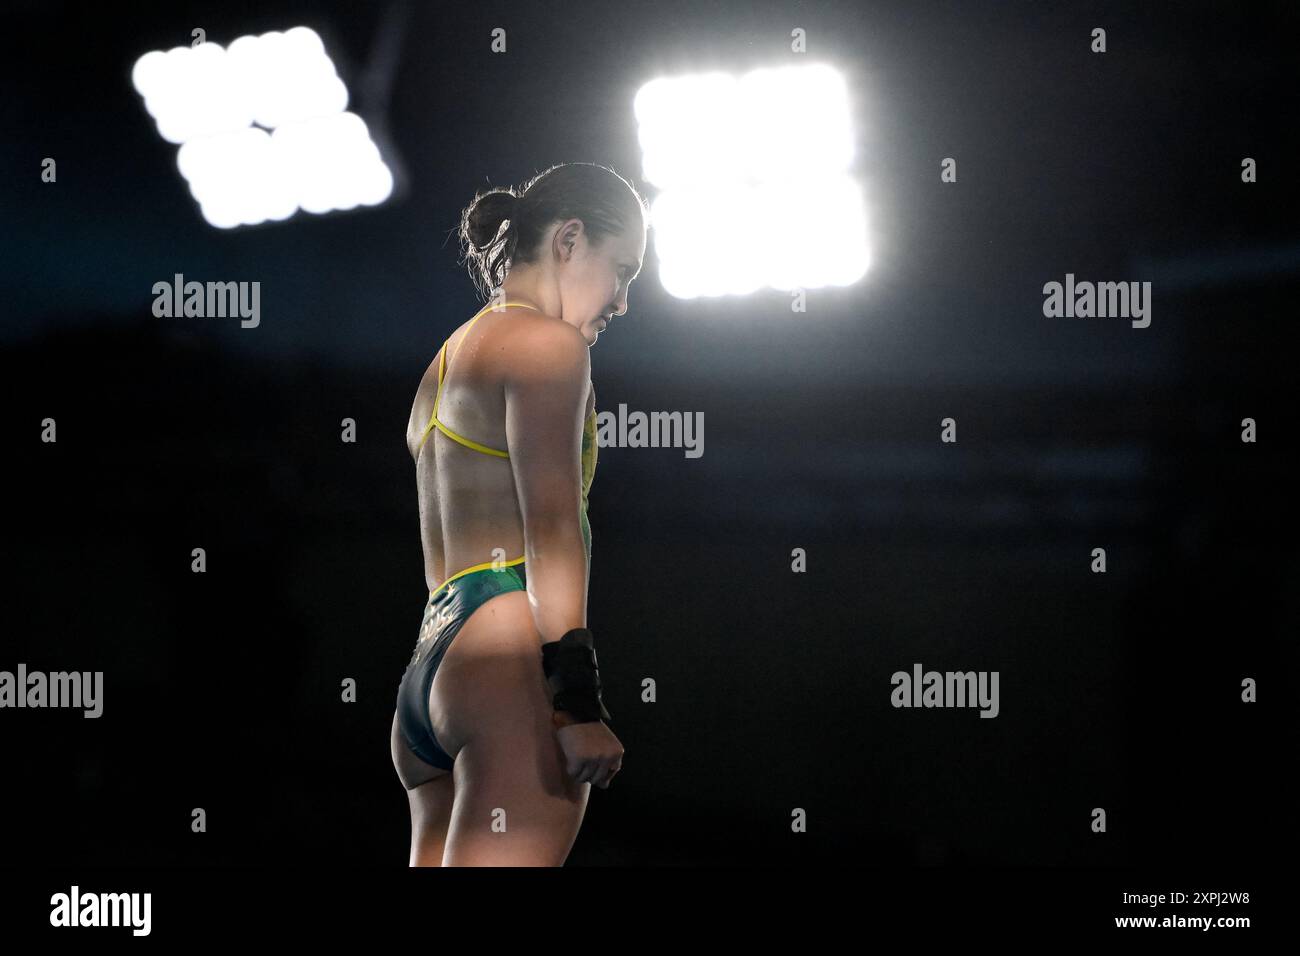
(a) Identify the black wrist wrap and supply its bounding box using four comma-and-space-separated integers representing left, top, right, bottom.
540, 627, 612, 724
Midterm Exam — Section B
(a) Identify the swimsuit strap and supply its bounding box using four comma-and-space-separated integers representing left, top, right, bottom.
416, 302, 540, 456
433, 301, 539, 421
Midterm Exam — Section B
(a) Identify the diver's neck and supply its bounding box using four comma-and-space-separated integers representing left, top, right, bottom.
498, 270, 560, 318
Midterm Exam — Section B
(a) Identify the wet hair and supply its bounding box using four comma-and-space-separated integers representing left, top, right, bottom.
458, 162, 649, 302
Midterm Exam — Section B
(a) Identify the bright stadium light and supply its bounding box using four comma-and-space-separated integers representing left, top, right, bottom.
131, 26, 393, 228
634, 62, 869, 298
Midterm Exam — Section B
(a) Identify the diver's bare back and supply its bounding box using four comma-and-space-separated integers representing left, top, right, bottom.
405, 309, 593, 593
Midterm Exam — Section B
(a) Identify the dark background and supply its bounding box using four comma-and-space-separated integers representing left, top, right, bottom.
3, 0, 1295, 866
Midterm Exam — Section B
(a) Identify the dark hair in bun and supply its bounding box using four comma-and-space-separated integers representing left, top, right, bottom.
458, 162, 648, 301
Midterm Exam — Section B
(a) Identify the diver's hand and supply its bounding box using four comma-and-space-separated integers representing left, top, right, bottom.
553, 713, 623, 788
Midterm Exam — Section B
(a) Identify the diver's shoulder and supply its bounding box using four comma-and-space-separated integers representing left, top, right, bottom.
496, 309, 589, 374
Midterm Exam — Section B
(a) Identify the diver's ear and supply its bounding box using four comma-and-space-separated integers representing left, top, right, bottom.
553, 218, 584, 262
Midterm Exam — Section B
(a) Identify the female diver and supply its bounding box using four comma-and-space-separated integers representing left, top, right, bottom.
390, 162, 648, 865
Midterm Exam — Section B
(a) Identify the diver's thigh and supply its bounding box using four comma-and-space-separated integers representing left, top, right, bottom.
406, 773, 456, 867
433, 592, 590, 865
442, 728, 589, 866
